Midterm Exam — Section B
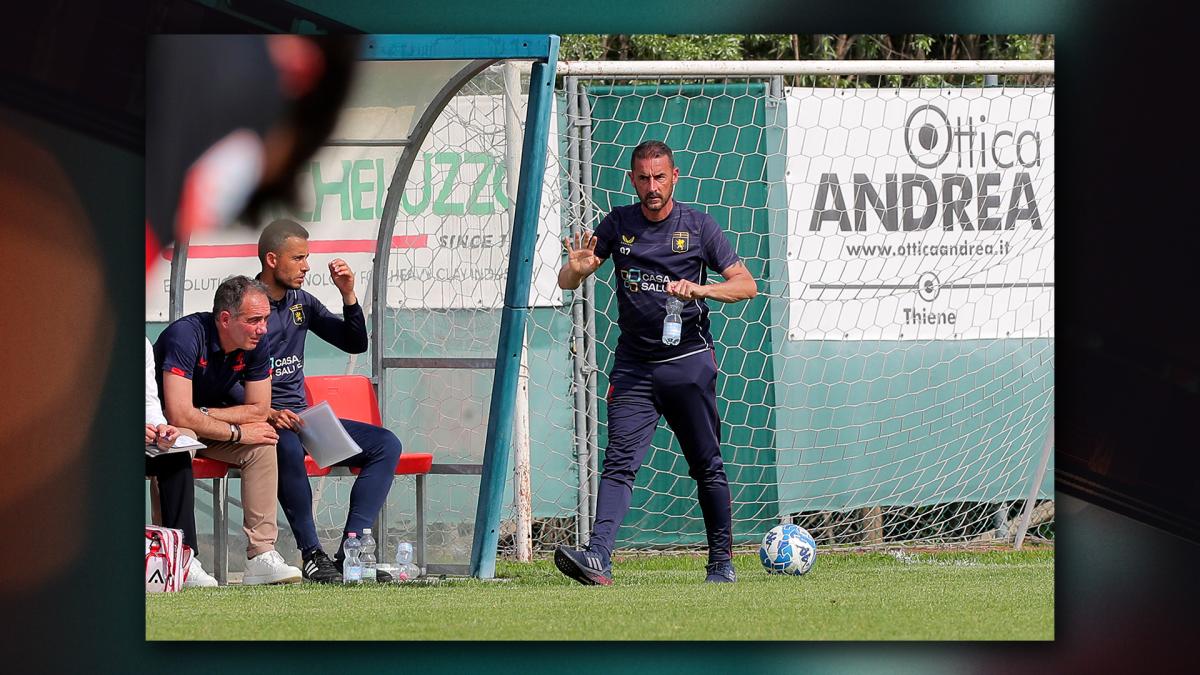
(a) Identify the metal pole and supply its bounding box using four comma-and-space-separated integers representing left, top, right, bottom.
415, 475, 426, 575
768, 74, 784, 108
503, 61, 534, 563
578, 86, 600, 525
565, 75, 591, 548
1014, 419, 1054, 550
213, 477, 228, 585
168, 236, 189, 322
470, 38, 560, 579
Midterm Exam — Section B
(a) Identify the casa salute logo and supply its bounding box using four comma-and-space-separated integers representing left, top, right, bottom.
672, 232, 689, 253
620, 268, 642, 292
619, 268, 671, 293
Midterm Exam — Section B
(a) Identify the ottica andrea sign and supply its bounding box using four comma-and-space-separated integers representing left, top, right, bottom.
785, 88, 1054, 341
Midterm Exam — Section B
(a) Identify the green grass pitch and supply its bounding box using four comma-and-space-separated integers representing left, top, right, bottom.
146, 548, 1053, 640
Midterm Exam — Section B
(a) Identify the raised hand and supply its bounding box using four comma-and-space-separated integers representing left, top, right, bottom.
562, 230, 602, 278
328, 258, 356, 300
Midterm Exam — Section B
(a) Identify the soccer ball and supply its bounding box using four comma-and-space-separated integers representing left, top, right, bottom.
759, 524, 817, 575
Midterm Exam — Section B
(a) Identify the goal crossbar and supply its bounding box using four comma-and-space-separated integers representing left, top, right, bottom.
550, 60, 1054, 77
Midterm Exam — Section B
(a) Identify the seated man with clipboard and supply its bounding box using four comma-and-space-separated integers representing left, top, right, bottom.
251, 219, 404, 584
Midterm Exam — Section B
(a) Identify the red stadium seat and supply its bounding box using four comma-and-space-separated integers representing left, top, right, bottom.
304, 374, 434, 476
304, 375, 382, 426
190, 456, 230, 479
303, 453, 333, 477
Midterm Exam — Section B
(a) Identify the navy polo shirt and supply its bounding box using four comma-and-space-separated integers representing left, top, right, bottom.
594, 201, 741, 362
261, 286, 367, 413
154, 312, 271, 409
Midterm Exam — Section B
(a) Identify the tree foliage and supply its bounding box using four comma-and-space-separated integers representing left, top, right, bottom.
559, 34, 1055, 86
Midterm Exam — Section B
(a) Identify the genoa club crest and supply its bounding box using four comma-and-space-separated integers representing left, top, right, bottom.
290, 303, 305, 326
671, 231, 690, 253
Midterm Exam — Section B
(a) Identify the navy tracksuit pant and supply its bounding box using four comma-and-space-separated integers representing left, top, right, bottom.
588, 349, 733, 563
275, 419, 403, 559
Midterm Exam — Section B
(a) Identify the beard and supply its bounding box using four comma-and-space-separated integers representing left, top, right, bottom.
275, 269, 303, 289
642, 190, 669, 207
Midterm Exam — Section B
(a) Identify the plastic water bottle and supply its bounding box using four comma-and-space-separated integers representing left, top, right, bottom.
360, 528, 377, 582
662, 296, 683, 345
395, 541, 419, 581
342, 533, 363, 584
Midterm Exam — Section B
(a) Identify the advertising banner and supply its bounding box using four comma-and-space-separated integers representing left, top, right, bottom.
785, 88, 1054, 340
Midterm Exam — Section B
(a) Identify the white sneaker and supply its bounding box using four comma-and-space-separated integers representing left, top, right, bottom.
243, 550, 302, 585
184, 556, 219, 588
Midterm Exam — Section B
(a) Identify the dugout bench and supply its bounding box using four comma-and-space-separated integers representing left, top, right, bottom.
162, 375, 450, 586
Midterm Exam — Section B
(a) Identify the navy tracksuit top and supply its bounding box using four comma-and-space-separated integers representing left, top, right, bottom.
593, 202, 741, 362
263, 287, 367, 412
154, 311, 272, 409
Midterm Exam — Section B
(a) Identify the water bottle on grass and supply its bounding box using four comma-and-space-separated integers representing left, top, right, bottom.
361, 528, 377, 582
342, 533, 363, 584
396, 541, 419, 580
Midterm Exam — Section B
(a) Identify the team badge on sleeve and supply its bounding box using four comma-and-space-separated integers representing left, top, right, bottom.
290, 303, 305, 326
671, 232, 690, 253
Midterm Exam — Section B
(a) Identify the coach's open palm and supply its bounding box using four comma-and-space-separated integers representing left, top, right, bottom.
563, 230, 602, 278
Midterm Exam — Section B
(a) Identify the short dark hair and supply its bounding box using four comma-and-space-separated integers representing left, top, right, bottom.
631, 140, 674, 169
213, 275, 269, 317
258, 218, 310, 263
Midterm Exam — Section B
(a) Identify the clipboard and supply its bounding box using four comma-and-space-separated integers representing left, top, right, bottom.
145, 434, 206, 457
297, 401, 364, 468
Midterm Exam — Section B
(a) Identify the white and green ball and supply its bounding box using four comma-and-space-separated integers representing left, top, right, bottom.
759, 524, 817, 575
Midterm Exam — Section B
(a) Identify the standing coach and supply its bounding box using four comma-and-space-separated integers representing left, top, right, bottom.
554, 140, 757, 585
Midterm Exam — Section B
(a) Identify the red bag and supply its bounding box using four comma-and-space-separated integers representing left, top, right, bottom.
145, 525, 193, 593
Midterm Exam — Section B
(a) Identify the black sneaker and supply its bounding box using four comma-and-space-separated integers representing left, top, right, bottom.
332, 556, 393, 583
704, 560, 736, 583
302, 549, 343, 584
554, 546, 612, 586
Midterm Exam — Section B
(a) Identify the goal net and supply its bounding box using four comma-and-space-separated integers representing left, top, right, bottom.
512, 64, 1055, 555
